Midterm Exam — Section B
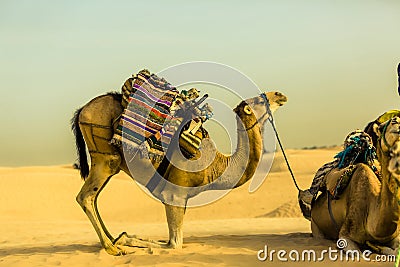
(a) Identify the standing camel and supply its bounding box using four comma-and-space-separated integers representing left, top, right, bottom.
72, 91, 287, 255
311, 117, 400, 253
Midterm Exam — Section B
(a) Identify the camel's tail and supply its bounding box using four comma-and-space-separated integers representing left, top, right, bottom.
397, 63, 400, 96
71, 107, 89, 179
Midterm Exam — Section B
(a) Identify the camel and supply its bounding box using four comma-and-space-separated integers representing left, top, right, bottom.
71, 90, 287, 255
311, 117, 400, 254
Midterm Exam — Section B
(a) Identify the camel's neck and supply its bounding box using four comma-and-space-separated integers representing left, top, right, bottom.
209, 113, 263, 190
231, 115, 263, 187
370, 144, 400, 240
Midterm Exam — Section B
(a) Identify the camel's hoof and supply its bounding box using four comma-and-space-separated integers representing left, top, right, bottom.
114, 232, 168, 248
366, 241, 396, 255
104, 243, 133, 256
114, 232, 132, 246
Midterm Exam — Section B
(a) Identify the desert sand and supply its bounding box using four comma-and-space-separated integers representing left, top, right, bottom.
0, 148, 395, 266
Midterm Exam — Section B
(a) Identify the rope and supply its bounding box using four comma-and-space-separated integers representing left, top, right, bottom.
261, 93, 301, 192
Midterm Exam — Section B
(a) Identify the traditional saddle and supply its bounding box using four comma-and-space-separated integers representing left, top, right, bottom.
111, 69, 213, 162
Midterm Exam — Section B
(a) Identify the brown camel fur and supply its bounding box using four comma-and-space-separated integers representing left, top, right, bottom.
311, 117, 400, 254
72, 91, 287, 255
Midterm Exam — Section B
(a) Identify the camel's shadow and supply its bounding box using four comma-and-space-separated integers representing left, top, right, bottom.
0, 233, 335, 257
184, 232, 334, 251
0, 243, 101, 257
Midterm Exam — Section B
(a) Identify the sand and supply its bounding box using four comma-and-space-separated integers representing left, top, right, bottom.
0, 148, 395, 266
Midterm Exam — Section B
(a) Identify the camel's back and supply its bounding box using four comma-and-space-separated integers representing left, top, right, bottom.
79, 93, 123, 127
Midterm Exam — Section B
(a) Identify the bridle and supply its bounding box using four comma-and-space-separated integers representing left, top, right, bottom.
237, 93, 272, 132
379, 119, 392, 152
377, 120, 400, 205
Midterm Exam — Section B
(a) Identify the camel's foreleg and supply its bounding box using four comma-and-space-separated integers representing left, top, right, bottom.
311, 218, 325, 239
113, 204, 185, 249
365, 236, 400, 255
76, 153, 130, 255
388, 236, 400, 250
165, 204, 185, 248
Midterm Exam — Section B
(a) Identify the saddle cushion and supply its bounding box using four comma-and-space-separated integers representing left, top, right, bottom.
325, 165, 357, 199
112, 70, 179, 149
111, 70, 210, 162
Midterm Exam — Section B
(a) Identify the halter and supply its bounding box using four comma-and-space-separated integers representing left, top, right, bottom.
379, 119, 392, 152
237, 93, 269, 132
261, 92, 301, 191
374, 121, 400, 211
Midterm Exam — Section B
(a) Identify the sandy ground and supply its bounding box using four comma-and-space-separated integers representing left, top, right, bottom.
0, 148, 395, 266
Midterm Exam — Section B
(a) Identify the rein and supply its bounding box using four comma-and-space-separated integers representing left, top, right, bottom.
236, 93, 300, 192
261, 93, 301, 192
237, 110, 269, 132
376, 128, 400, 267
379, 120, 391, 152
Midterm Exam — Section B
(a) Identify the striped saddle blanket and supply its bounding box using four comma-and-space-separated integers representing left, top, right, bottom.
111, 70, 180, 156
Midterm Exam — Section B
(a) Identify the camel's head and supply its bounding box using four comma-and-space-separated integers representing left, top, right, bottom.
234, 91, 287, 127
374, 117, 400, 154
374, 117, 400, 194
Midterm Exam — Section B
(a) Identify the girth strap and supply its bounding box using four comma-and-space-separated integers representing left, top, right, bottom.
327, 192, 340, 233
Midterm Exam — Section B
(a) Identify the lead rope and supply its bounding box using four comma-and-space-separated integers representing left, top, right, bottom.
393, 62, 400, 266
261, 93, 301, 192
396, 187, 400, 267
395, 61, 400, 267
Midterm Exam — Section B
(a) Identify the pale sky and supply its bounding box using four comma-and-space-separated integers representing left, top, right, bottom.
1, 0, 399, 166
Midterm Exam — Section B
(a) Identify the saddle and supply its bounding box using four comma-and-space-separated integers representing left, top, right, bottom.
111, 69, 212, 161
325, 165, 357, 199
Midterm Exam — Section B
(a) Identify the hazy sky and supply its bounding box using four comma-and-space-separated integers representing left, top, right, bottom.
1, 0, 399, 166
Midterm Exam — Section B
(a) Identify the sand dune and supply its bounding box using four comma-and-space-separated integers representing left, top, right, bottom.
257, 200, 303, 218
0, 148, 394, 266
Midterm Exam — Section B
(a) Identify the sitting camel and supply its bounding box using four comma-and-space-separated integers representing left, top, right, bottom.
72, 91, 287, 255
311, 117, 400, 253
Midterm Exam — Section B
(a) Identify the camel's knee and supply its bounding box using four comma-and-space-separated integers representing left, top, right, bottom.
76, 153, 120, 211
76, 177, 102, 209
76, 188, 95, 209
76, 192, 86, 207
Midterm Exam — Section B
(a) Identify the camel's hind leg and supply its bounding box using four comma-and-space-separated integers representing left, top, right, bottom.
76, 152, 131, 255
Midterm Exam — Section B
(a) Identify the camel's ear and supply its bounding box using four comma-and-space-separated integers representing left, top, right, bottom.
373, 123, 380, 138
243, 105, 252, 115
373, 122, 385, 138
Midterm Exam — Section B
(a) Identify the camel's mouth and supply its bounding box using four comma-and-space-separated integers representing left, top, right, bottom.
388, 160, 400, 177
277, 100, 286, 106
270, 92, 288, 107
276, 96, 288, 106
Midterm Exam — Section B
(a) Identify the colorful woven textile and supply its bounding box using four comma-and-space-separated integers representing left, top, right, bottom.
112, 70, 179, 153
